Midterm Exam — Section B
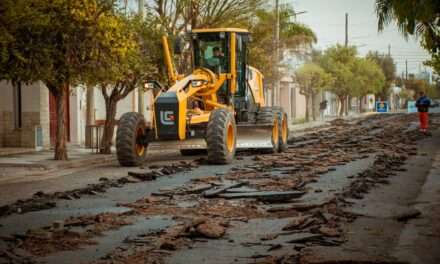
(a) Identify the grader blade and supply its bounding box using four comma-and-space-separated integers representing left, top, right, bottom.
236, 124, 274, 150
148, 138, 206, 152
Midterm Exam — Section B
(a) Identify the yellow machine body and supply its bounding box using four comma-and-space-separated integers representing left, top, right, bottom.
153, 29, 268, 145
116, 28, 289, 166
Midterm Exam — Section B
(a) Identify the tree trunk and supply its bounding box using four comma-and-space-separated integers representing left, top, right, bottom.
54, 85, 68, 160
338, 96, 345, 117
305, 95, 310, 122
85, 86, 95, 148
359, 97, 363, 113
100, 98, 118, 154
344, 96, 349, 116
311, 93, 318, 121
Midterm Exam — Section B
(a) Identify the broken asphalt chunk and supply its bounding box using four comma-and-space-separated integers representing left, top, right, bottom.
127, 171, 157, 181
202, 182, 247, 198
286, 233, 323, 244
218, 191, 305, 202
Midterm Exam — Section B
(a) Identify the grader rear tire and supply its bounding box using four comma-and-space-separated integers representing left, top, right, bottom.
257, 107, 279, 154
116, 112, 147, 167
206, 109, 236, 164
278, 112, 289, 152
256, 107, 275, 124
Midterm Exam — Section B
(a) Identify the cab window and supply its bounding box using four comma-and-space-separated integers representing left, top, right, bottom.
193, 33, 228, 73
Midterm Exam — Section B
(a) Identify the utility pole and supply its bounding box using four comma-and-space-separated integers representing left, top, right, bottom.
345, 13, 348, 47
406, 60, 409, 80
138, 0, 145, 114
388, 44, 391, 56
273, 0, 280, 106
138, 0, 144, 17
344, 13, 348, 115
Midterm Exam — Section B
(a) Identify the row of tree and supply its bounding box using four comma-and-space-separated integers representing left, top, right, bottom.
0, 0, 316, 160
0, 0, 164, 160
295, 45, 393, 120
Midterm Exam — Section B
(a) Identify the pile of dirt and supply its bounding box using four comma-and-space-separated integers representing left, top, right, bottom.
1, 211, 135, 258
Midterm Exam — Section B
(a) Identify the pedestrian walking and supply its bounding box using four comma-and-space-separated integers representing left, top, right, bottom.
415, 91, 431, 133
319, 100, 328, 120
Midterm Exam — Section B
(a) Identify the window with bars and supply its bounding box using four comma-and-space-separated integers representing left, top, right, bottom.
13, 83, 22, 129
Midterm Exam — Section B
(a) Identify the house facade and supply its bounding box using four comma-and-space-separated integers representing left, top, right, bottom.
0, 81, 51, 149
0, 81, 149, 149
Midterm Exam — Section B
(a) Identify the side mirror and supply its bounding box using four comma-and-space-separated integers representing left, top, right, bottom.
173, 36, 184, 55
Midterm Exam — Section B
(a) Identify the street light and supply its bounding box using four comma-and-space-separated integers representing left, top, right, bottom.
292, 11, 308, 22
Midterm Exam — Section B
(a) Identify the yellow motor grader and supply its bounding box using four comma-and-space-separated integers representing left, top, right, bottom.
116, 28, 289, 166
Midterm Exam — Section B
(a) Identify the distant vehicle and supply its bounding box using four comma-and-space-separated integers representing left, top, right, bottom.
431, 100, 440, 108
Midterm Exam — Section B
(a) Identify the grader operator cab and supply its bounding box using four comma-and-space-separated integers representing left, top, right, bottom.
116, 28, 289, 166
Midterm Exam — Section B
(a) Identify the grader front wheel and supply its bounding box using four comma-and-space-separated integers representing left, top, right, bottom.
116, 112, 148, 167
278, 112, 288, 152
206, 109, 237, 164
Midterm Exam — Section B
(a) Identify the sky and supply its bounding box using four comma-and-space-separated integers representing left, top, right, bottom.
290, 0, 432, 76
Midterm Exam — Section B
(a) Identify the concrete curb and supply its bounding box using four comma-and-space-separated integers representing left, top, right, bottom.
0, 155, 116, 170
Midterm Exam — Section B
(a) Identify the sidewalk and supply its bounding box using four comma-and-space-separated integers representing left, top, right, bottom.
0, 148, 114, 169
0, 147, 115, 184
0, 148, 36, 157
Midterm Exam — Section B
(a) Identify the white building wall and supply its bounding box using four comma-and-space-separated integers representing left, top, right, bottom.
324, 92, 338, 116
361, 94, 376, 111
280, 83, 292, 123
90, 87, 146, 146
294, 86, 306, 121
0, 81, 50, 148
94, 87, 138, 122
69, 86, 87, 146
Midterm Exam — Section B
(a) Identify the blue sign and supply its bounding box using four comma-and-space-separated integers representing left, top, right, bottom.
407, 101, 417, 113
376, 101, 388, 113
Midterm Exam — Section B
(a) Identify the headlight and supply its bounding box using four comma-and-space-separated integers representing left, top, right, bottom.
191, 80, 206, 87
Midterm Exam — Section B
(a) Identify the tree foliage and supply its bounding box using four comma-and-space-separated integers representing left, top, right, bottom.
351, 57, 385, 113
404, 77, 432, 97
146, 0, 263, 35
0, 0, 54, 85
375, 0, 440, 74
317, 45, 386, 115
365, 51, 394, 99
424, 53, 440, 75
0, 0, 130, 160
319, 45, 357, 116
247, 5, 317, 84
295, 63, 333, 121
83, 14, 164, 154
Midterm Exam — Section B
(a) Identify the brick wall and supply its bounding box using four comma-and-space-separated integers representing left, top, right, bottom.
1, 111, 41, 148
0, 81, 51, 149
0, 112, 4, 147
2, 111, 21, 147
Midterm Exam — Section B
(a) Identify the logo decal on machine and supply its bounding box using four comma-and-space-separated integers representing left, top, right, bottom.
160, 111, 175, 125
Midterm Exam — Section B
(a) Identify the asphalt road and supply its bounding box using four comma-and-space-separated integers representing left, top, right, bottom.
0, 110, 439, 264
